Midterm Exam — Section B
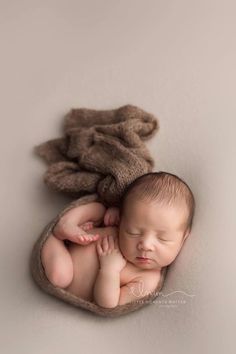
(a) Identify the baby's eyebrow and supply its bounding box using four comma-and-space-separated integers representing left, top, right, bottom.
155, 229, 166, 233
131, 226, 167, 233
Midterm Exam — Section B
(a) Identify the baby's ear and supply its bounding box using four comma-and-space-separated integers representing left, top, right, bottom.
182, 228, 191, 242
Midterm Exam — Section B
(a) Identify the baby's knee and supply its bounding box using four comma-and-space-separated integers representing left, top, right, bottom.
41, 234, 74, 288
48, 261, 74, 288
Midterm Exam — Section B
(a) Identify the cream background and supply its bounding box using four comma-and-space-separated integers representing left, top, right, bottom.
0, 1, 235, 353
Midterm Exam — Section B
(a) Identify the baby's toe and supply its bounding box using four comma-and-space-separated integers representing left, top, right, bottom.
76, 233, 99, 244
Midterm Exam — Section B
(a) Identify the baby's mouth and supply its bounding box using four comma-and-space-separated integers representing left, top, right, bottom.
136, 256, 152, 263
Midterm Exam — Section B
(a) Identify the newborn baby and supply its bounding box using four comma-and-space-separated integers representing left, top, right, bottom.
41, 172, 195, 308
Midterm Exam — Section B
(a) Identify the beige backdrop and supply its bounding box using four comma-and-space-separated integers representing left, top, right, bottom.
0, 1, 235, 353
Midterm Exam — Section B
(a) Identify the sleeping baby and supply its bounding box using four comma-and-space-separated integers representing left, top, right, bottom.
41, 171, 195, 308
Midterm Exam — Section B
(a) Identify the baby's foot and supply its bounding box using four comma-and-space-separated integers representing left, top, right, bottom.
54, 219, 99, 245
75, 233, 100, 245
80, 221, 94, 232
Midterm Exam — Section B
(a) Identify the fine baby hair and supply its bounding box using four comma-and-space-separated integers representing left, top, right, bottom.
119, 171, 195, 234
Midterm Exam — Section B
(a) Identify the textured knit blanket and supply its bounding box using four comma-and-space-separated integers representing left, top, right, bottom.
35, 104, 159, 206
31, 104, 165, 317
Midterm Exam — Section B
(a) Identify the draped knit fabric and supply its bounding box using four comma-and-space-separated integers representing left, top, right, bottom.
30, 104, 168, 317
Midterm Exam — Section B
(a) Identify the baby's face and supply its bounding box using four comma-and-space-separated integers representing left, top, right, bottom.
118, 197, 190, 271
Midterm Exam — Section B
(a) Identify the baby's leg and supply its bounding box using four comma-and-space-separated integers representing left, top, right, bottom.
65, 226, 119, 300
41, 234, 73, 288
65, 241, 99, 300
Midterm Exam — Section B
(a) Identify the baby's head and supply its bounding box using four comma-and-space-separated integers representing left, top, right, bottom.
118, 171, 195, 270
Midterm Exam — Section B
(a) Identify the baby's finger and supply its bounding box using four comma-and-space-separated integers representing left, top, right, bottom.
114, 237, 119, 248
104, 213, 110, 226
102, 235, 109, 252
96, 239, 103, 256
108, 235, 115, 249
108, 214, 114, 225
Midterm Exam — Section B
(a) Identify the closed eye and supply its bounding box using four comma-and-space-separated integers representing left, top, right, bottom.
126, 231, 141, 236
159, 238, 172, 242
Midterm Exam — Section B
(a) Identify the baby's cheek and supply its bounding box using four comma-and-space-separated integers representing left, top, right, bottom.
118, 234, 129, 256
160, 246, 182, 265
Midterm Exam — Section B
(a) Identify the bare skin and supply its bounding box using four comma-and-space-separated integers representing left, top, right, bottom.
41, 200, 190, 308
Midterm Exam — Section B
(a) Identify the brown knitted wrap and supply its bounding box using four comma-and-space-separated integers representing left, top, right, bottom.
30, 104, 168, 317
34, 104, 159, 206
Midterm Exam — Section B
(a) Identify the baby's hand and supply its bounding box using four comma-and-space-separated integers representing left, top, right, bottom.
103, 207, 120, 227
96, 235, 127, 273
53, 219, 100, 245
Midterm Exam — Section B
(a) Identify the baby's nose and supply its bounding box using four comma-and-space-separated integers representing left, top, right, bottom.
137, 235, 155, 251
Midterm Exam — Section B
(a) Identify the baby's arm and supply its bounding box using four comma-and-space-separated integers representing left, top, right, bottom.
53, 202, 106, 245
93, 235, 126, 308
94, 234, 161, 308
